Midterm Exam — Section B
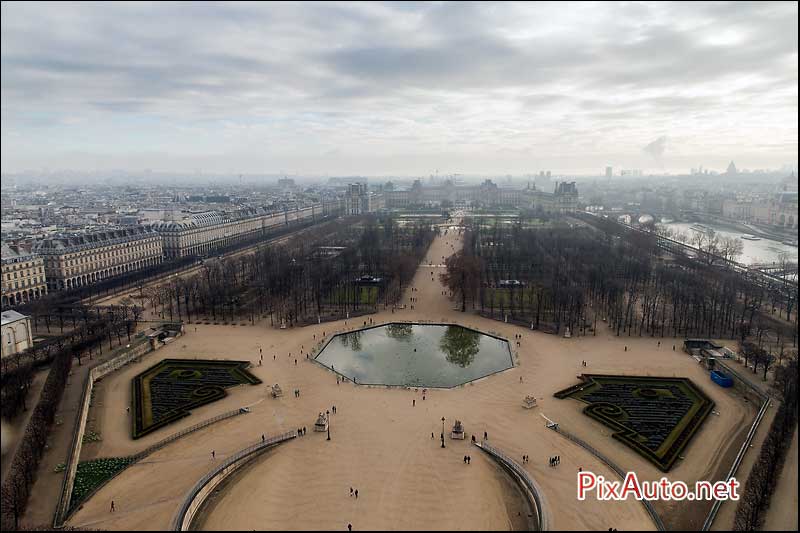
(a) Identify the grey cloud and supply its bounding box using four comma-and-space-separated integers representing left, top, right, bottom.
643, 136, 668, 160
0, 1, 796, 174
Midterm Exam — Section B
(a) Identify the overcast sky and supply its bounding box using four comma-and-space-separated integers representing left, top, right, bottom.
1, 1, 797, 176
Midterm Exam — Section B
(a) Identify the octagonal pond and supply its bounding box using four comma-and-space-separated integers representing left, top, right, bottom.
315, 323, 513, 388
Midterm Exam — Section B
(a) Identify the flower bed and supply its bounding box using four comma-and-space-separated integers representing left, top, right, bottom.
69, 457, 136, 513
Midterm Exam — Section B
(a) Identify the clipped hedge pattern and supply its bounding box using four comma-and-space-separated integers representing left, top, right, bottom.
555, 374, 714, 471
131, 359, 261, 439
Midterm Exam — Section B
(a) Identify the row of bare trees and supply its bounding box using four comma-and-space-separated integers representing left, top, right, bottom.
442, 219, 796, 345
1, 304, 141, 419
139, 216, 435, 328
733, 351, 798, 530
0, 334, 74, 529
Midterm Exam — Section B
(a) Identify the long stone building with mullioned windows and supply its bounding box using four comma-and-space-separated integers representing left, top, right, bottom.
382, 179, 579, 213
2, 244, 48, 307
33, 226, 164, 292
150, 204, 330, 259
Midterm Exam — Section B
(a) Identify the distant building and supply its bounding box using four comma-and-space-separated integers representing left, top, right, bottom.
33, 226, 163, 291
277, 178, 296, 189
2, 243, 47, 307
724, 190, 798, 229
535, 182, 579, 214
726, 161, 738, 175
346, 183, 384, 215
605, 167, 613, 178
2, 310, 33, 358
151, 204, 334, 259
381, 179, 578, 213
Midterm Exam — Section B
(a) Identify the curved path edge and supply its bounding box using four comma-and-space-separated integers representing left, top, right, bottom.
171, 430, 298, 531
473, 440, 549, 531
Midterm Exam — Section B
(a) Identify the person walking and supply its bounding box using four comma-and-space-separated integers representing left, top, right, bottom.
262, 434, 265, 443
350, 487, 354, 497
413, 399, 416, 407
211, 450, 215, 459
348, 524, 352, 531
110, 500, 115, 513
355, 489, 358, 499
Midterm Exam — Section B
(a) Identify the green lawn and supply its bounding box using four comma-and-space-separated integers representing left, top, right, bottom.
484, 287, 535, 308
325, 286, 379, 306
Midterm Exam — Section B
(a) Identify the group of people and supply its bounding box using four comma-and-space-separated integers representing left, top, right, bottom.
521, 455, 530, 464
349, 487, 360, 498
294, 388, 301, 397
549, 455, 561, 467
580, 360, 588, 367
463, 455, 472, 464
297, 426, 307, 436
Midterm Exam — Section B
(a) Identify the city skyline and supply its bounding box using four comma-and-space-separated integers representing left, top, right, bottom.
1, 1, 798, 175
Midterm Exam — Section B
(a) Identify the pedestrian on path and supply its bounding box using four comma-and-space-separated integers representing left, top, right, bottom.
110, 500, 115, 513
211, 450, 215, 459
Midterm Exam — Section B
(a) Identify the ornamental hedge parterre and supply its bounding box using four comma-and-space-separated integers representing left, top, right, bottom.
555, 374, 714, 471
131, 359, 261, 439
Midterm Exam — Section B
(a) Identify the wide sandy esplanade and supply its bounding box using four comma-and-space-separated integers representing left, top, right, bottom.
66, 224, 754, 531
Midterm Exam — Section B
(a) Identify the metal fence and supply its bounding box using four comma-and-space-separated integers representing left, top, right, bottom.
474, 440, 548, 531
133, 409, 248, 461
172, 430, 298, 530
700, 364, 770, 531
548, 425, 666, 531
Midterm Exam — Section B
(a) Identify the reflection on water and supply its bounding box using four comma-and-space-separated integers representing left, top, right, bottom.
339, 329, 363, 351
385, 323, 413, 341
440, 326, 480, 367
317, 324, 513, 387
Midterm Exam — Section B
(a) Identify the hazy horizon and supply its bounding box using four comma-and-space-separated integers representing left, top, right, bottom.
2, 1, 797, 176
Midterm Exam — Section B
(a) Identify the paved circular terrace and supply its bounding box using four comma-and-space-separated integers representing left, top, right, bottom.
314, 323, 514, 388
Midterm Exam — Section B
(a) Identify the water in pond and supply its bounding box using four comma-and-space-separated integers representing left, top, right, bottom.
315, 324, 513, 388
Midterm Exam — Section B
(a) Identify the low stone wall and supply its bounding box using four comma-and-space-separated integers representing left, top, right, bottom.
172, 431, 297, 530
53, 328, 178, 527
63, 408, 249, 524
